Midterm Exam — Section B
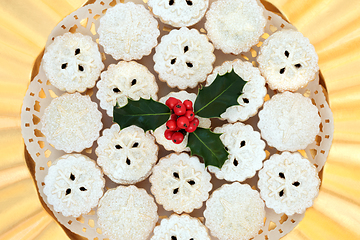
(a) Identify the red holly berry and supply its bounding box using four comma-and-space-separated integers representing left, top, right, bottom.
172, 132, 184, 144
183, 100, 193, 110
166, 120, 177, 131
165, 97, 179, 110
173, 102, 186, 116
191, 118, 200, 127
185, 123, 197, 133
170, 114, 177, 121
185, 110, 195, 121
164, 130, 175, 140
186, 118, 199, 132
177, 116, 189, 129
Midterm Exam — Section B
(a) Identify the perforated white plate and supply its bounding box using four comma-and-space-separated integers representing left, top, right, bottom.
21, 0, 334, 239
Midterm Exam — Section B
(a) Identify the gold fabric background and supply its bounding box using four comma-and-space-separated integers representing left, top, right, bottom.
0, 0, 359, 239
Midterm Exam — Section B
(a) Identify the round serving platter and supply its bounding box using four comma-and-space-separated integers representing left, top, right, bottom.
21, 0, 334, 239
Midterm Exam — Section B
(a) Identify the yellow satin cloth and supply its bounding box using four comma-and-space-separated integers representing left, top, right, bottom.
0, 0, 359, 239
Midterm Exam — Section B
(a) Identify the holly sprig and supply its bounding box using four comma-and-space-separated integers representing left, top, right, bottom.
113, 70, 246, 168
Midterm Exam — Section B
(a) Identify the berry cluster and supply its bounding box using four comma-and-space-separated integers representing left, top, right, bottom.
164, 97, 199, 144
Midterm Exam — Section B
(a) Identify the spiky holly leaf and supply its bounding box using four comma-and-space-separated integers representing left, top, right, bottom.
113, 98, 171, 132
194, 70, 246, 118
187, 128, 228, 168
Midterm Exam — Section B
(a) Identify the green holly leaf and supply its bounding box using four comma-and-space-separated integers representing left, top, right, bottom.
194, 70, 246, 118
187, 128, 228, 168
113, 98, 171, 132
